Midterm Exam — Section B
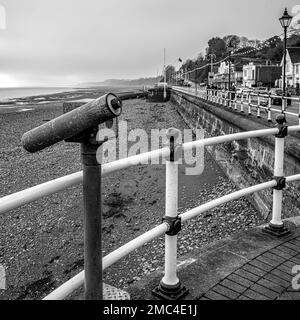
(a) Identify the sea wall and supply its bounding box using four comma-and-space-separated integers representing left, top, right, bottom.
171, 90, 300, 219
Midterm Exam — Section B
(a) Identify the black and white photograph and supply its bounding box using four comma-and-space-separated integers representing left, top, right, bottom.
1, 0, 300, 310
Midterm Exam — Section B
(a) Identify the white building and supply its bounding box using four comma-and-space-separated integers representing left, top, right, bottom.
243, 62, 281, 88
243, 63, 256, 87
280, 47, 300, 89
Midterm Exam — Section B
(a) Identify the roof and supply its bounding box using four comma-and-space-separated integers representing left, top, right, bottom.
287, 47, 300, 64
235, 66, 243, 71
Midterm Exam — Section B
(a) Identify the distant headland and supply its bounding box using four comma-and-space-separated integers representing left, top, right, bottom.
78, 76, 161, 87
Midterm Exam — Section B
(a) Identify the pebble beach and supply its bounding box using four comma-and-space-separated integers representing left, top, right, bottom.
0, 88, 263, 299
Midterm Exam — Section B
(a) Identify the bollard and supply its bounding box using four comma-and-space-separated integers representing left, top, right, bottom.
263, 114, 290, 237
152, 128, 188, 300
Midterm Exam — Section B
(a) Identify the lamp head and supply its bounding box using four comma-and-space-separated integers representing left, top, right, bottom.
279, 8, 292, 28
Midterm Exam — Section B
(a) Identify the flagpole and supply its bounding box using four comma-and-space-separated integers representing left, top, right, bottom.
164, 48, 167, 100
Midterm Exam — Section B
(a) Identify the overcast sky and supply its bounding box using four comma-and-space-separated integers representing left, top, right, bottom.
0, 0, 299, 87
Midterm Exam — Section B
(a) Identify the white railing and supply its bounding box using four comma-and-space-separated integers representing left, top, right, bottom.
1, 119, 300, 300
173, 86, 300, 125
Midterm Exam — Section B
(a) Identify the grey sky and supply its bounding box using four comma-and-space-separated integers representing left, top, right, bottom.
0, 0, 299, 87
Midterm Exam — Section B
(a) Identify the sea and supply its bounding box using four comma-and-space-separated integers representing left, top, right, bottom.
0, 87, 76, 101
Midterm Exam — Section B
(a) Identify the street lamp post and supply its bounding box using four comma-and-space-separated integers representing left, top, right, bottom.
227, 43, 234, 91
279, 8, 292, 100
195, 65, 197, 95
208, 53, 216, 87
163, 48, 167, 101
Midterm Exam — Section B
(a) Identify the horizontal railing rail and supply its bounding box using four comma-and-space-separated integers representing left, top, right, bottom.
0, 148, 169, 215
43, 172, 300, 300
2, 126, 300, 216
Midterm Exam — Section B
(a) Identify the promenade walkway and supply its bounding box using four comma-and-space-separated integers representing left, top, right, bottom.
128, 217, 300, 300
199, 228, 300, 300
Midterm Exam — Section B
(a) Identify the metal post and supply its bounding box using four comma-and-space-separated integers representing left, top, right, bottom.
257, 94, 261, 118
268, 94, 272, 122
81, 140, 103, 300
282, 95, 286, 113
221, 90, 226, 106
228, 51, 231, 91
263, 115, 290, 237
164, 48, 167, 101
241, 91, 244, 112
153, 128, 188, 300
195, 68, 198, 96
283, 26, 287, 97
248, 93, 252, 115
299, 99, 300, 125
234, 92, 237, 110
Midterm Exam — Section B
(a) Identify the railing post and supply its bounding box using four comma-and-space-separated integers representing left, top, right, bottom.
257, 94, 261, 118
248, 93, 252, 115
268, 93, 272, 122
282, 95, 286, 113
152, 128, 188, 300
241, 91, 244, 113
234, 92, 237, 110
263, 114, 290, 237
81, 140, 103, 300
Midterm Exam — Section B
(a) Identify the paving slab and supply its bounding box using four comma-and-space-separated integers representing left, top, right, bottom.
127, 217, 300, 300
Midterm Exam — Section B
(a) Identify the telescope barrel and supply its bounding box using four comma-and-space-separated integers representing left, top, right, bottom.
22, 93, 122, 153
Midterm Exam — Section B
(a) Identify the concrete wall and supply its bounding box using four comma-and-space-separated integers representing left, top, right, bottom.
171, 90, 300, 219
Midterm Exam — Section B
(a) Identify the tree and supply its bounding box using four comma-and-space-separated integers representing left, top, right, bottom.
256, 36, 283, 62
206, 37, 227, 60
287, 34, 300, 47
223, 35, 240, 49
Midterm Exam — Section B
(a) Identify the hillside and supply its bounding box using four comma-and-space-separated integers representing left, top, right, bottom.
78, 77, 161, 87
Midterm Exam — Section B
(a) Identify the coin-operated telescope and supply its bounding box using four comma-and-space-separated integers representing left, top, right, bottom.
21, 93, 122, 300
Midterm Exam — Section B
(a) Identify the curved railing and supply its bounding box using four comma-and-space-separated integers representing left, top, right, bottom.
173, 86, 300, 125
1, 118, 300, 300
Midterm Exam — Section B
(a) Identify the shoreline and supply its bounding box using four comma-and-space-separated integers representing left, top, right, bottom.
0, 85, 143, 108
